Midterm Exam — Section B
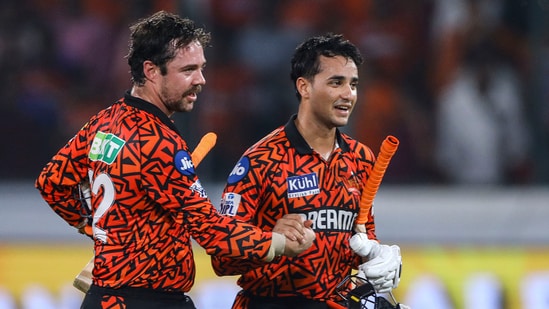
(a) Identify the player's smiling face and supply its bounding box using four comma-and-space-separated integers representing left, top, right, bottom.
159, 41, 206, 114
308, 55, 358, 128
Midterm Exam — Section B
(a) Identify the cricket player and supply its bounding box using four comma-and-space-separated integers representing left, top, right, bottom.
212, 34, 404, 309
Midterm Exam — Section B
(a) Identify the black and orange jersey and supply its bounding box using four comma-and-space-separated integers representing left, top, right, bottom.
211, 114, 377, 303
35, 92, 273, 292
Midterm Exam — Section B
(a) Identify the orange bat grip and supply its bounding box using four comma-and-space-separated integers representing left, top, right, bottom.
191, 132, 217, 167
356, 135, 399, 225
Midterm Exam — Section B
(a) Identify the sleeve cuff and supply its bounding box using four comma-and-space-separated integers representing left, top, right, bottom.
264, 232, 285, 262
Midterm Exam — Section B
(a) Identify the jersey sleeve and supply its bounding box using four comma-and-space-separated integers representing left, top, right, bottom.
211, 148, 274, 276
35, 125, 92, 228
137, 124, 273, 261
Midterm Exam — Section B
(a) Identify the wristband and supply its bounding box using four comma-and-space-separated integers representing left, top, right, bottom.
264, 232, 285, 262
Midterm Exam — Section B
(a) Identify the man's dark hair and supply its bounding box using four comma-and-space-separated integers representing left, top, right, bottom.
127, 11, 211, 86
290, 33, 363, 101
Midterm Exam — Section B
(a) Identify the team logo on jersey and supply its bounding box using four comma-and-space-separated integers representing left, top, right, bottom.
190, 179, 207, 198
89, 131, 126, 164
227, 156, 250, 184
287, 173, 320, 198
174, 150, 195, 176
219, 192, 241, 216
345, 171, 361, 197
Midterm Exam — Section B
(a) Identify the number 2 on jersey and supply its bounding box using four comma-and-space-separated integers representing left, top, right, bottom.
87, 170, 115, 243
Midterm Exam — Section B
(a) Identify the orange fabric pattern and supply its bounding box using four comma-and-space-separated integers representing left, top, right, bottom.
100, 295, 126, 309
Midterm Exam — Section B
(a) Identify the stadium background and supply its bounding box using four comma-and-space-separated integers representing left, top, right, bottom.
0, 0, 548, 308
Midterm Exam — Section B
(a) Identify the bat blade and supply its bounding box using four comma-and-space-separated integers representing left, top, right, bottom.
73, 258, 93, 293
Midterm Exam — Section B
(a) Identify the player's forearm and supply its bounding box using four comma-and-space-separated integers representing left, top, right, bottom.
211, 255, 266, 276
186, 208, 269, 259
43, 191, 85, 227
36, 170, 85, 227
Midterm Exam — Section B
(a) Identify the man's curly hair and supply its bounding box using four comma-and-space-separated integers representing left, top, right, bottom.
127, 11, 211, 86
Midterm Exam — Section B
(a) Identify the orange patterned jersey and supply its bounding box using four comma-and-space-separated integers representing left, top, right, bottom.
36, 92, 273, 292
211, 115, 377, 303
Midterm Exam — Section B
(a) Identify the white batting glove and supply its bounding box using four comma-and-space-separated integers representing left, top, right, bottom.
350, 233, 381, 259
357, 244, 402, 293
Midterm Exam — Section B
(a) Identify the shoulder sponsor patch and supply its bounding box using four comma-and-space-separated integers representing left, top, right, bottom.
89, 131, 126, 164
219, 192, 241, 216
174, 150, 195, 176
190, 179, 207, 198
287, 173, 320, 198
227, 156, 250, 184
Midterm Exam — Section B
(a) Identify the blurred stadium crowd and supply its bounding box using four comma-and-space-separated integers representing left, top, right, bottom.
0, 0, 547, 185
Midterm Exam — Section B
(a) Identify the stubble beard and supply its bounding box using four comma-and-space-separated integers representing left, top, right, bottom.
162, 85, 202, 114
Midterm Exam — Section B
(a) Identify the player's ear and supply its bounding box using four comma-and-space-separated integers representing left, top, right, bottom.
143, 60, 159, 82
296, 77, 310, 100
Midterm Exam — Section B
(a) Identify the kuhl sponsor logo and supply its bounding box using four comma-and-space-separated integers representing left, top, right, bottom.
287, 173, 320, 198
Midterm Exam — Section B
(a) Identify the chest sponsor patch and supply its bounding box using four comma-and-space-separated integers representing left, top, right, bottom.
287, 173, 320, 198
304, 208, 358, 231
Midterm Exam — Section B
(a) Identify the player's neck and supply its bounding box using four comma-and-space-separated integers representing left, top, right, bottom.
130, 86, 173, 117
294, 115, 336, 159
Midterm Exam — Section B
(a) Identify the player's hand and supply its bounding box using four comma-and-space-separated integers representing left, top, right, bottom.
282, 223, 315, 257
273, 214, 312, 244
266, 214, 315, 260
76, 218, 94, 240
350, 232, 380, 259
357, 244, 401, 293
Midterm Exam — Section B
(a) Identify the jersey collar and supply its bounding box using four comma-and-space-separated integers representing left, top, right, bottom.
284, 114, 351, 155
123, 91, 182, 135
